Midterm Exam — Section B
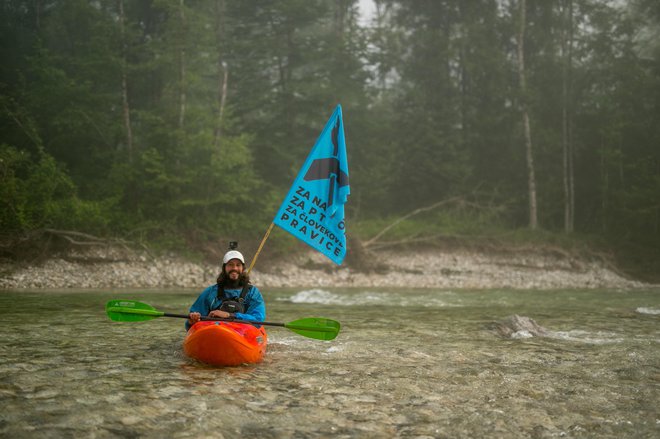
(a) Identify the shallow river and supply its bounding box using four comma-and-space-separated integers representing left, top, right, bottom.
0, 287, 658, 438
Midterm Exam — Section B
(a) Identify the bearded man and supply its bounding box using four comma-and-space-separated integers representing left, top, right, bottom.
186, 249, 266, 330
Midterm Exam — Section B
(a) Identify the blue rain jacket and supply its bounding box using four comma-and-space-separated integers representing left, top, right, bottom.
185, 284, 266, 331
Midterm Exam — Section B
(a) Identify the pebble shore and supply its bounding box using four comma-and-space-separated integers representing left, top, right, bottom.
0, 247, 650, 290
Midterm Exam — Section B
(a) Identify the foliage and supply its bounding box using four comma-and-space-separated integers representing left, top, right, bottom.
0, 144, 108, 235
0, 0, 658, 275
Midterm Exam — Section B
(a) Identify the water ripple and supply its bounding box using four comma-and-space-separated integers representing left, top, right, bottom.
0, 288, 658, 438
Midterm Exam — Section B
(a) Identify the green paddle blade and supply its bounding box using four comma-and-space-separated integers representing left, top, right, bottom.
105, 300, 164, 322
284, 318, 341, 341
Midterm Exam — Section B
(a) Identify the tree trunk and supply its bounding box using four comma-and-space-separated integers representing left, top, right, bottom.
600, 136, 608, 233
35, 0, 42, 30
562, 0, 575, 233
458, 2, 468, 153
274, 21, 294, 138
178, 0, 187, 131
216, 63, 228, 149
213, 0, 228, 150
118, 0, 133, 161
517, 0, 538, 230
334, 0, 347, 38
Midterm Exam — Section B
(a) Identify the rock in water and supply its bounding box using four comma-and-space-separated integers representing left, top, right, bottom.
490, 315, 548, 338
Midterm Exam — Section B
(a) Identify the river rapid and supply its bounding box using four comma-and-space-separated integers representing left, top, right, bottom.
0, 288, 658, 438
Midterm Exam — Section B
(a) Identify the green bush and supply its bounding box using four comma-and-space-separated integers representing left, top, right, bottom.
0, 144, 107, 235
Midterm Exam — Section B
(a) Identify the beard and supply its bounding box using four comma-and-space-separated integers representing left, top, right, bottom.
224, 270, 242, 288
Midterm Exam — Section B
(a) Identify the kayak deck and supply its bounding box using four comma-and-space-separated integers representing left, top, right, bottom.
183, 321, 267, 366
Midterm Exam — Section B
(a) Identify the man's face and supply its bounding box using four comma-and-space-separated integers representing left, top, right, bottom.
225, 259, 244, 281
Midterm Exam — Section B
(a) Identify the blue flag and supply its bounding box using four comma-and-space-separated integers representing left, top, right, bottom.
273, 105, 350, 265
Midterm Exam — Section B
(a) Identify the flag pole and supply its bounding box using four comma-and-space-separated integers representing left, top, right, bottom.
247, 222, 275, 274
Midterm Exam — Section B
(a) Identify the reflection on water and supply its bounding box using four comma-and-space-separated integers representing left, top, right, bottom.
0, 288, 658, 438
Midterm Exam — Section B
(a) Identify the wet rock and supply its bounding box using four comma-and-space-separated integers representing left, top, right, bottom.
490, 315, 549, 338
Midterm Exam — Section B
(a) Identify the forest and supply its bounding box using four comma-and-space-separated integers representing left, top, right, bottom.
1, 0, 659, 279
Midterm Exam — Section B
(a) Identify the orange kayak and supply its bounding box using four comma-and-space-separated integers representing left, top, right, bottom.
183, 321, 267, 366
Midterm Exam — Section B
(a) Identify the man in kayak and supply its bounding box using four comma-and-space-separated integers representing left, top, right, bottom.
186, 249, 266, 330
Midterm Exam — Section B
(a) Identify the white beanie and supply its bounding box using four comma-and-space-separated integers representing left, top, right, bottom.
223, 250, 245, 264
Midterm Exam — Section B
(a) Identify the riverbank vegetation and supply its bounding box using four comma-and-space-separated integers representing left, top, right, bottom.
1, 1, 659, 282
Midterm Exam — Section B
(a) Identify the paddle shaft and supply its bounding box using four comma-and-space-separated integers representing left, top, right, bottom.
162, 312, 286, 328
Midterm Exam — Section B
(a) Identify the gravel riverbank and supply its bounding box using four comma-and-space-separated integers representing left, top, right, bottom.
0, 246, 650, 290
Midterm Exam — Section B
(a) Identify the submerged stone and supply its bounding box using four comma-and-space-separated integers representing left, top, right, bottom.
490, 314, 549, 338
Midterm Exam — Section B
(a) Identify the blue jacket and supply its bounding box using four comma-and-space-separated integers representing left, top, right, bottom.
185, 284, 266, 331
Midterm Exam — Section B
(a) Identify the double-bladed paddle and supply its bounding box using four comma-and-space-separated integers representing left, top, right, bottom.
105, 300, 340, 341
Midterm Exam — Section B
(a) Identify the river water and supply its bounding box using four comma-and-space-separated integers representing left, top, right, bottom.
0, 287, 658, 438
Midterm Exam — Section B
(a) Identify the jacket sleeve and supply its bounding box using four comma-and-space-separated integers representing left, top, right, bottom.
234, 285, 266, 322
185, 285, 216, 331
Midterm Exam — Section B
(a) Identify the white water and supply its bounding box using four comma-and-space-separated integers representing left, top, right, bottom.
636, 306, 660, 315
286, 288, 464, 308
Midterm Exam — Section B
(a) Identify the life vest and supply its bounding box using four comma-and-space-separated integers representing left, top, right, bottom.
215, 282, 250, 314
